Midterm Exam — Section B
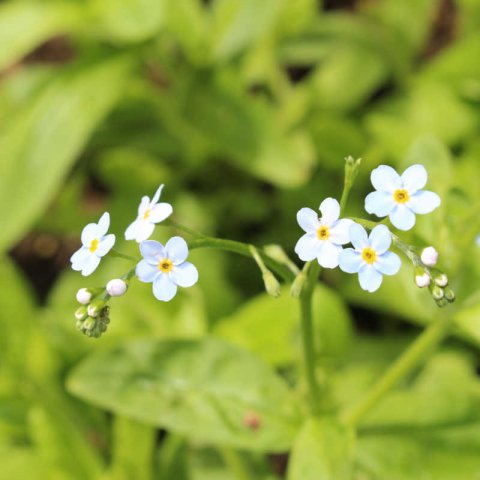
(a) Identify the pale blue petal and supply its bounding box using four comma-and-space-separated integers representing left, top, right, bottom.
295, 233, 320, 261
81, 223, 100, 245
97, 212, 110, 237
365, 191, 395, 217
151, 184, 164, 204
389, 204, 416, 231
297, 208, 319, 233
170, 262, 198, 287
329, 219, 354, 245
81, 255, 101, 276
349, 223, 369, 250
376, 251, 401, 275
96, 234, 115, 257
149, 203, 173, 223
140, 240, 165, 264
319, 198, 340, 225
371, 165, 401, 192
317, 241, 342, 269
70, 246, 90, 268
135, 221, 155, 242
408, 190, 441, 214
358, 265, 383, 292
401, 164, 427, 193
368, 225, 391, 254
339, 249, 363, 273
165, 236, 189, 265
153, 273, 177, 301
136, 259, 159, 283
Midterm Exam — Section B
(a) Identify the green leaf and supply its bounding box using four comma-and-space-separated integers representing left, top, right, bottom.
0, 55, 134, 255
288, 418, 354, 480
67, 338, 301, 452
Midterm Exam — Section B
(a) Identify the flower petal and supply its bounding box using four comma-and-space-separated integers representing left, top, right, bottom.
153, 273, 177, 301
319, 198, 340, 225
365, 191, 395, 217
136, 259, 159, 282
408, 190, 441, 214
317, 241, 342, 269
297, 208, 319, 233
151, 184, 164, 204
295, 233, 320, 261
165, 236, 189, 264
170, 262, 198, 287
371, 165, 401, 192
389, 205, 416, 231
140, 240, 165, 264
358, 265, 383, 292
97, 212, 110, 237
401, 164, 427, 193
70, 246, 90, 268
368, 225, 392, 254
349, 223, 369, 250
149, 202, 173, 223
81, 255, 101, 276
133, 221, 155, 243
81, 223, 100, 245
376, 251, 401, 275
138, 196, 150, 216
96, 234, 115, 257
339, 249, 363, 273
329, 218, 354, 245
125, 219, 140, 240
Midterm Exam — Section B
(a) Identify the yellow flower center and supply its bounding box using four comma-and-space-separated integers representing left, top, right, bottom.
158, 258, 173, 273
143, 208, 151, 220
89, 238, 99, 253
317, 225, 330, 241
362, 247, 377, 265
393, 189, 410, 204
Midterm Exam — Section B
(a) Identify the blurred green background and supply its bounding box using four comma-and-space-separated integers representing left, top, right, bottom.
2, 0, 480, 478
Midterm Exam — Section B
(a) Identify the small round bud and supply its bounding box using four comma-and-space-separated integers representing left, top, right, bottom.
83, 317, 96, 331
436, 298, 449, 308
262, 271, 280, 298
431, 285, 444, 300
434, 273, 448, 287
421, 247, 438, 267
76, 288, 92, 305
415, 273, 430, 288
74, 306, 87, 320
87, 300, 106, 318
106, 279, 128, 297
444, 287, 455, 302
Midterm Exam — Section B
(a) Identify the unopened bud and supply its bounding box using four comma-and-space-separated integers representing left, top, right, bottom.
431, 285, 444, 300
421, 247, 438, 267
262, 271, 281, 298
87, 300, 106, 318
444, 287, 455, 302
434, 273, 448, 287
106, 279, 128, 297
74, 306, 87, 320
76, 288, 92, 305
415, 273, 430, 288
83, 317, 96, 331
436, 298, 449, 308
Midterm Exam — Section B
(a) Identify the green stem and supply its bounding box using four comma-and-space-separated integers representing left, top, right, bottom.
219, 448, 251, 480
164, 219, 206, 238
111, 250, 137, 262
341, 315, 452, 427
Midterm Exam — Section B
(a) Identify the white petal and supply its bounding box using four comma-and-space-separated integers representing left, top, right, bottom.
96, 234, 115, 257
368, 225, 391, 254
349, 223, 369, 250
371, 165, 401, 192
97, 212, 110, 236
151, 184, 164, 204
295, 233, 320, 261
389, 205, 416, 231
339, 249, 363, 273
329, 219, 354, 245
317, 242, 342, 269
408, 190, 441, 214
375, 251, 401, 275
319, 198, 340, 225
170, 262, 198, 287
81, 223, 100, 245
297, 208, 319, 233
140, 240, 165, 264
149, 203, 173, 223
153, 273, 177, 301
81, 255, 101, 276
165, 236, 189, 265
358, 265, 383, 292
136, 259, 159, 282
135, 221, 155, 242
401, 164, 427, 193
138, 196, 150, 216
70, 246, 90, 268
125, 219, 140, 240
365, 191, 395, 217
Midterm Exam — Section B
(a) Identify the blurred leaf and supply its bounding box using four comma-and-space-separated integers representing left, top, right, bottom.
0, 55, 134, 255
67, 338, 301, 452
0, 446, 46, 480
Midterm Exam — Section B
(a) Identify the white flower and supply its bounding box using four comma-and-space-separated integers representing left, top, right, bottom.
294, 198, 353, 269
106, 279, 128, 297
76, 288, 92, 304
415, 273, 430, 288
135, 236, 198, 302
339, 224, 401, 292
70, 212, 116, 276
421, 246, 438, 267
125, 184, 173, 243
365, 164, 441, 231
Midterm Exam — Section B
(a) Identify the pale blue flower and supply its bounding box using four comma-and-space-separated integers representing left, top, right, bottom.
125, 184, 173, 243
295, 198, 353, 269
365, 164, 440, 231
70, 212, 116, 276
339, 224, 401, 292
136, 236, 198, 301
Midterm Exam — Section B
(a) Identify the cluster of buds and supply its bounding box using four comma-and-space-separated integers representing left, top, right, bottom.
74, 279, 128, 338
413, 247, 455, 307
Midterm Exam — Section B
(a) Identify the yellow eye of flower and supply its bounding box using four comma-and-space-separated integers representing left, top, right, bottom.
158, 258, 173, 273
393, 189, 410, 204
317, 225, 330, 240
143, 208, 151, 220
89, 238, 99, 253
362, 247, 377, 265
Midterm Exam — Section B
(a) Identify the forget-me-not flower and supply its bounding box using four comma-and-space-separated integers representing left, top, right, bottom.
365, 164, 440, 231
70, 212, 116, 276
136, 236, 198, 301
339, 223, 401, 292
125, 184, 173, 243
